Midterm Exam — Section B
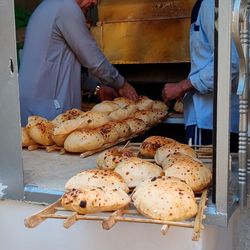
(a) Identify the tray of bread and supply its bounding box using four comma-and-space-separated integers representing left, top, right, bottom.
24, 136, 212, 241
21, 96, 168, 158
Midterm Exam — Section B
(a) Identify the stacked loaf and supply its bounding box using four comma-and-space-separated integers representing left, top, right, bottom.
22, 97, 168, 154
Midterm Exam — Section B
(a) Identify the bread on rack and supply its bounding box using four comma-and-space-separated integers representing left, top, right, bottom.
96, 123, 119, 144
61, 187, 130, 214
91, 101, 120, 113
132, 176, 198, 221
110, 121, 131, 139
52, 109, 83, 125
114, 157, 163, 188
97, 148, 136, 170
139, 136, 177, 158
162, 153, 212, 193
124, 118, 146, 135
65, 169, 129, 193
173, 100, 183, 113
136, 96, 154, 110
112, 97, 135, 108
64, 128, 105, 153
154, 143, 197, 165
152, 101, 169, 112
21, 127, 36, 147
26, 116, 55, 146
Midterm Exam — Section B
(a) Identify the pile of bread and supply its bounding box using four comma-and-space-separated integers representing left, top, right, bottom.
22, 97, 168, 154
61, 136, 212, 222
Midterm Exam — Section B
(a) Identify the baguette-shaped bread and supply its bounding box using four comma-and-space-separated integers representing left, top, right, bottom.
162, 153, 212, 192
64, 128, 105, 153
61, 187, 130, 214
132, 176, 198, 221
65, 169, 129, 193
112, 97, 135, 108
96, 123, 119, 144
91, 101, 120, 113
124, 118, 146, 135
136, 96, 154, 110
21, 127, 36, 147
114, 157, 163, 188
155, 143, 197, 165
26, 116, 54, 146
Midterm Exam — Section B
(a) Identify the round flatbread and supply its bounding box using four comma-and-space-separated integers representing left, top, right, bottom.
65, 169, 129, 193
132, 176, 198, 221
162, 153, 212, 192
61, 187, 130, 214
114, 157, 163, 188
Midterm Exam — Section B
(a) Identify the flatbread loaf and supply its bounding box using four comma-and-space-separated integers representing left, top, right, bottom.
132, 176, 198, 221
113, 97, 135, 108
91, 101, 120, 113
155, 143, 197, 165
26, 116, 54, 146
152, 101, 168, 112
96, 123, 119, 144
52, 109, 83, 125
124, 118, 146, 135
139, 136, 177, 158
162, 153, 212, 192
61, 187, 130, 214
114, 157, 163, 188
65, 169, 129, 193
136, 96, 154, 110
110, 121, 131, 139
97, 148, 136, 170
64, 128, 105, 153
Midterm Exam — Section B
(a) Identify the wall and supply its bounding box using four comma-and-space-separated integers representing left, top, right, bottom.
0, 199, 239, 250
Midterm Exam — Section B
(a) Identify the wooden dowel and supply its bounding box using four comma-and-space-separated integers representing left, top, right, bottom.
24, 200, 61, 228
161, 225, 170, 236
46, 145, 63, 153
63, 212, 78, 229
28, 144, 45, 151
102, 209, 125, 230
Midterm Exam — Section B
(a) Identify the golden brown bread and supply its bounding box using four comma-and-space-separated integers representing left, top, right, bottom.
52, 109, 83, 125
61, 187, 130, 214
65, 169, 129, 193
64, 128, 105, 153
124, 118, 146, 135
26, 116, 55, 146
114, 157, 163, 188
152, 101, 169, 113
139, 136, 177, 158
162, 153, 212, 192
96, 123, 119, 144
132, 176, 198, 221
136, 96, 154, 110
97, 148, 136, 170
154, 143, 197, 165
112, 97, 135, 108
21, 127, 36, 147
91, 101, 120, 113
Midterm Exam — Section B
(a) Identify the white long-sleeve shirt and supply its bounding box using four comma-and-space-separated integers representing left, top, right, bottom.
19, 0, 124, 126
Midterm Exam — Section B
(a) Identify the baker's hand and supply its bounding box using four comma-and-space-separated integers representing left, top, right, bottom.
162, 79, 193, 105
117, 81, 139, 101
97, 85, 119, 101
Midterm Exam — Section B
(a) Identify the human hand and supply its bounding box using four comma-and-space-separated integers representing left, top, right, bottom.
162, 79, 193, 105
117, 81, 139, 101
97, 85, 119, 101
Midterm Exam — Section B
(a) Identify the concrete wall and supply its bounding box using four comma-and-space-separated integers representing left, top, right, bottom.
0, 199, 239, 250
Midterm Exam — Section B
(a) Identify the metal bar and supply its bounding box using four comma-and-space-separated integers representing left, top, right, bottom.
0, 0, 24, 199
238, 2, 250, 207
216, 0, 232, 223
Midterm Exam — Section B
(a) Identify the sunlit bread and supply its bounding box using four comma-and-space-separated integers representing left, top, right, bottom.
136, 96, 154, 110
